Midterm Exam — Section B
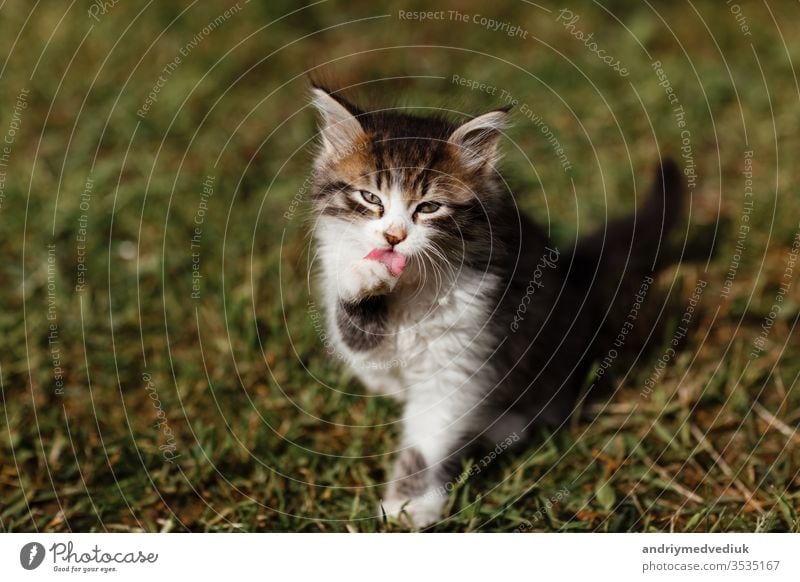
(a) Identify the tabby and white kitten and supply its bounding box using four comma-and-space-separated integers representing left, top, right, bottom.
309, 85, 683, 527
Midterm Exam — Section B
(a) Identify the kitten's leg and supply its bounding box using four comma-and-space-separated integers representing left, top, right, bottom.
336, 258, 399, 303
327, 257, 399, 353
381, 378, 485, 528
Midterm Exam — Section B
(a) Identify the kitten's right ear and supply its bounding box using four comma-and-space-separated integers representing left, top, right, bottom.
310, 87, 365, 155
448, 108, 509, 171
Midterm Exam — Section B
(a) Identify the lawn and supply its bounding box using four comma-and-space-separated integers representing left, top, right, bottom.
1, 0, 798, 532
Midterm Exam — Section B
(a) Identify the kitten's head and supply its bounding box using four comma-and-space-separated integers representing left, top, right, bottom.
309, 85, 509, 271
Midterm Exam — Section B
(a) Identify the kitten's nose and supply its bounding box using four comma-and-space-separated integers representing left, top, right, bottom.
384, 224, 407, 246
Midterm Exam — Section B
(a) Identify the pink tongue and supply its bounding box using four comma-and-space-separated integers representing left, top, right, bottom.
365, 248, 407, 276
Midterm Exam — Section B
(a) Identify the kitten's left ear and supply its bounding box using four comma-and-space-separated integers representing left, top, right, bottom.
310, 86, 366, 155
448, 108, 509, 171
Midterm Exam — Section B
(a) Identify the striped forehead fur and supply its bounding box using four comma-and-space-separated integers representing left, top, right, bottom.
311, 90, 507, 209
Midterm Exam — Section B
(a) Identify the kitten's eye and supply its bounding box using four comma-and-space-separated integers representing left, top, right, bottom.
415, 202, 441, 215
359, 190, 382, 206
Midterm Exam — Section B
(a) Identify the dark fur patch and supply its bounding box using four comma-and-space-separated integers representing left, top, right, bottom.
320, 192, 375, 218
429, 201, 486, 241
337, 296, 388, 351
392, 447, 428, 498
314, 180, 349, 200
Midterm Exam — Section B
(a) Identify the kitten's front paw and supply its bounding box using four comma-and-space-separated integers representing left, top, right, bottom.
338, 259, 398, 302
381, 491, 446, 529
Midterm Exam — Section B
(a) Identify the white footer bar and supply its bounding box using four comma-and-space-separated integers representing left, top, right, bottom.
1, 533, 797, 581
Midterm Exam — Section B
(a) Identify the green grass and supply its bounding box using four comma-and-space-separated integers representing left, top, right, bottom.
1, 0, 799, 532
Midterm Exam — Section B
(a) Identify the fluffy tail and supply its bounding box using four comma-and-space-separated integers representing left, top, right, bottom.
565, 158, 686, 349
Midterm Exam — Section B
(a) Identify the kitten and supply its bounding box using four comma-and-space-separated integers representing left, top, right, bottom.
308, 85, 684, 528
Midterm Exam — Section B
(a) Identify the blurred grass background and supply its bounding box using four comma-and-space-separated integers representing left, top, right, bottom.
0, 0, 798, 532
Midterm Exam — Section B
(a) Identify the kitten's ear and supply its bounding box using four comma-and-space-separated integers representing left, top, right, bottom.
310, 87, 365, 155
448, 108, 509, 171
